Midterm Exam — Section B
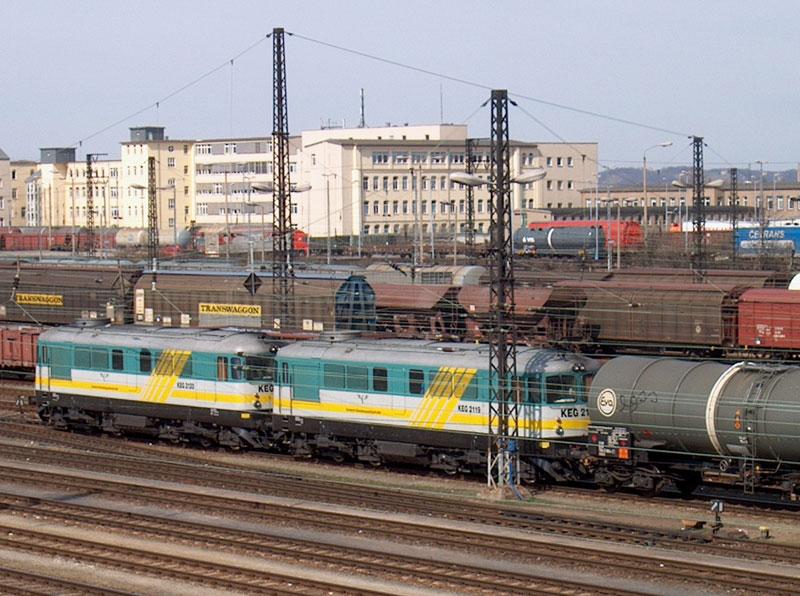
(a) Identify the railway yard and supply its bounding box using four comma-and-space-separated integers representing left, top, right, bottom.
0, 382, 798, 595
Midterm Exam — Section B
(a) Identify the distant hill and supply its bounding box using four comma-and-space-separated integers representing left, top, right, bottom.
598, 167, 798, 189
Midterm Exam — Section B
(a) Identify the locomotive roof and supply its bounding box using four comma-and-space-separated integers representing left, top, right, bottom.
39, 325, 279, 355
278, 338, 599, 375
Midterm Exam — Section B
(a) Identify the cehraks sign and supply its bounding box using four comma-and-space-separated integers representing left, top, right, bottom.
199, 303, 261, 317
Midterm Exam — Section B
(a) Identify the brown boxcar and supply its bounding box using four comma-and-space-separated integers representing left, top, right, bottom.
556, 280, 744, 351
0, 324, 41, 369
738, 289, 800, 351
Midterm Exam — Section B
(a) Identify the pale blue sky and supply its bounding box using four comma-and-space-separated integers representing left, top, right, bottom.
3, 0, 799, 170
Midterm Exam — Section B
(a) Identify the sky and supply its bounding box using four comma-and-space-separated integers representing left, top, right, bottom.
3, 0, 799, 171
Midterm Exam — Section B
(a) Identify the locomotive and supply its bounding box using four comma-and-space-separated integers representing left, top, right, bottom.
33, 324, 600, 479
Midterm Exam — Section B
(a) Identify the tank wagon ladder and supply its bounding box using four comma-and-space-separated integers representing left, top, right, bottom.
741, 367, 783, 494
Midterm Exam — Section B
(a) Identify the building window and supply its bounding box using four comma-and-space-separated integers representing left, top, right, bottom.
440, 176, 447, 190
567, 156, 574, 167
168, 145, 174, 152
421, 177, 428, 191
372, 152, 389, 165
383, 201, 389, 215
402, 176, 408, 191
411, 152, 427, 164
557, 157, 563, 167
224, 143, 237, 154
546, 180, 553, 190
402, 201, 408, 214
372, 176, 379, 191
393, 152, 409, 164
477, 199, 484, 213
382, 176, 389, 192
363, 201, 369, 215
167, 157, 175, 168
567, 180, 574, 190
422, 201, 427, 214
373, 201, 379, 214
363, 177, 369, 190
196, 144, 211, 155
546, 157, 552, 167
450, 153, 464, 164
392, 176, 399, 191
392, 201, 399, 214
430, 177, 436, 191
431, 152, 445, 164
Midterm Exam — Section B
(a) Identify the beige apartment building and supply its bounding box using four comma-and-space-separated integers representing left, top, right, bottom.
298, 124, 596, 244
10, 160, 37, 226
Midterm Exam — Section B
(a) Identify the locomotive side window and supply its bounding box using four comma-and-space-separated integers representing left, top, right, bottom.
372, 367, 388, 392
112, 349, 124, 371
545, 374, 578, 404
346, 366, 369, 391
216, 356, 229, 381
91, 349, 108, 371
527, 374, 542, 404
140, 350, 152, 373
75, 347, 92, 369
324, 364, 345, 389
40, 345, 49, 365
244, 356, 274, 381
49, 345, 71, 379
409, 369, 425, 395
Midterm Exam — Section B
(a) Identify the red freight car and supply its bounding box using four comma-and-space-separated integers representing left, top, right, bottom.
0, 325, 41, 369
738, 289, 800, 351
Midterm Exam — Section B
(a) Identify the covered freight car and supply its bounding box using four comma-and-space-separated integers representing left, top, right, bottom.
556, 280, 745, 353
134, 269, 375, 333
0, 262, 142, 325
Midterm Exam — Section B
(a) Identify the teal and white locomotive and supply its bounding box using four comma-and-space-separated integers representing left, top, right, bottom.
33, 325, 599, 479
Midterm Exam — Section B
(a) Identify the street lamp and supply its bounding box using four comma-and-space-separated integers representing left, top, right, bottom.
643, 141, 673, 240
451, 168, 547, 254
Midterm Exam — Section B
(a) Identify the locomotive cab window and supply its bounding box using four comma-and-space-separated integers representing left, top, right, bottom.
324, 364, 345, 389
545, 374, 578, 404
244, 356, 274, 381
527, 374, 542, 404
217, 357, 229, 381
231, 357, 244, 380
140, 349, 152, 373
409, 369, 425, 395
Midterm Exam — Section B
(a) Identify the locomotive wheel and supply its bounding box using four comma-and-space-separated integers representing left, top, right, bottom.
673, 472, 702, 497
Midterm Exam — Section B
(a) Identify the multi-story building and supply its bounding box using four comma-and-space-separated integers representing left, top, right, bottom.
0, 149, 9, 227
298, 124, 597, 245
119, 127, 194, 242
9, 160, 37, 226
191, 136, 302, 229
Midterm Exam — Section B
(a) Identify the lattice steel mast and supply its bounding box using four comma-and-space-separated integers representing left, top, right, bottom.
730, 167, 738, 265
147, 156, 159, 265
691, 136, 705, 282
272, 27, 294, 329
85, 153, 105, 256
487, 89, 519, 488
464, 138, 476, 262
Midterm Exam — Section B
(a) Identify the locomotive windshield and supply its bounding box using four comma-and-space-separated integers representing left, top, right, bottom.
545, 374, 580, 404
243, 355, 275, 381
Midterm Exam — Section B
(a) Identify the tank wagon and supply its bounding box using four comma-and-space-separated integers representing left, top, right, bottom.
134, 269, 375, 334
515, 220, 643, 257
32, 325, 600, 480
587, 356, 800, 497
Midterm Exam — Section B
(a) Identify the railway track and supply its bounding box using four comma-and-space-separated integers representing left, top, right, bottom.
0, 491, 633, 596
0, 459, 797, 594
1, 427, 799, 566
0, 566, 131, 596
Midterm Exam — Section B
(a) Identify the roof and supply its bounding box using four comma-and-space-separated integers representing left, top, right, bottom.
457, 286, 558, 314
40, 324, 279, 354
277, 338, 599, 375
0, 148, 8, 160
740, 288, 800, 304
372, 283, 453, 309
